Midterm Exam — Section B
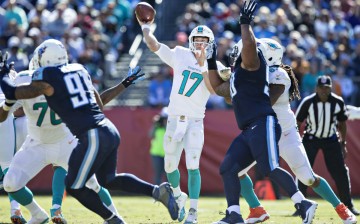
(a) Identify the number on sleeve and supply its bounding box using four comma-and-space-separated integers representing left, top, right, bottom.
178, 70, 204, 97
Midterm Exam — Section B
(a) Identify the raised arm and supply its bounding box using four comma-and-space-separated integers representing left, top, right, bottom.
99, 66, 145, 106
194, 46, 215, 94
138, 19, 161, 52
239, 0, 259, 71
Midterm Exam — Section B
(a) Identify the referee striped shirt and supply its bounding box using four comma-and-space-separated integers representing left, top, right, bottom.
295, 93, 348, 138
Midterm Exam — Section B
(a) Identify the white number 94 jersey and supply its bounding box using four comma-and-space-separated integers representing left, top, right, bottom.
15, 71, 72, 144
269, 66, 297, 132
155, 44, 211, 118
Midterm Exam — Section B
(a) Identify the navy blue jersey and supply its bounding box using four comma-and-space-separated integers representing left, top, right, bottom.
230, 52, 276, 130
32, 63, 105, 136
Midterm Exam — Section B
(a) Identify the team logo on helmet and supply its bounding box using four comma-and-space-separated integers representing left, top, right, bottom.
37, 46, 47, 64
266, 42, 281, 50
197, 26, 204, 33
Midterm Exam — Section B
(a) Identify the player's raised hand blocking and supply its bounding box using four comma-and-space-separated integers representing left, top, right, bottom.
239, 0, 257, 24
0, 51, 10, 78
121, 66, 145, 88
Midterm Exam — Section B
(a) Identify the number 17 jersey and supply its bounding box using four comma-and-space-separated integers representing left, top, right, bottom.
32, 63, 104, 136
155, 44, 210, 118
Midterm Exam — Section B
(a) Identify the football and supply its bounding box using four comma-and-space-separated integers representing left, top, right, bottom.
135, 2, 156, 23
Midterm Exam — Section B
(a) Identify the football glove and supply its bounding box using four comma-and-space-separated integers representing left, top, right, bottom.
0, 51, 17, 100
121, 66, 145, 88
207, 43, 218, 70
239, 0, 257, 25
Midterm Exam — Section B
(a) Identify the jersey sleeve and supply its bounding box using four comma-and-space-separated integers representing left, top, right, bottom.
32, 67, 46, 81
154, 43, 176, 67
269, 67, 290, 86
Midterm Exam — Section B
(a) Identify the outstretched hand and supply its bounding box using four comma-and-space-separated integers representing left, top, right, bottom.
0, 51, 10, 78
121, 66, 145, 88
239, 0, 257, 25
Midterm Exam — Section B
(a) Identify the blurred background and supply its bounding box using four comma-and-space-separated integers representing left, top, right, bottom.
0, 0, 359, 196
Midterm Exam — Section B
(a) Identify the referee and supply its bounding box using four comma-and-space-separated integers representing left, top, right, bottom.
296, 75, 359, 216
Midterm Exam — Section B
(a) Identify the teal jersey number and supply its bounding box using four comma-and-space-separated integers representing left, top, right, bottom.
33, 102, 62, 127
178, 70, 203, 97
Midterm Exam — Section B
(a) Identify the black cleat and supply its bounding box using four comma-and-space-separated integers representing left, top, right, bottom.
152, 182, 179, 220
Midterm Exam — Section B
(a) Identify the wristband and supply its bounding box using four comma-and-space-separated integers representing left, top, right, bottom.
199, 65, 207, 73
141, 24, 151, 31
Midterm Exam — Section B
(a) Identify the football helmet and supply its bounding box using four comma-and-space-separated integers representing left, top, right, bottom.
261, 38, 284, 66
36, 39, 68, 67
29, 53, 40, 70
188, 25, 215, 59
229, 38, 266, 66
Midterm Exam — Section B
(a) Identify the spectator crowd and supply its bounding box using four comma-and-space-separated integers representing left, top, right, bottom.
0, 0, 359, 109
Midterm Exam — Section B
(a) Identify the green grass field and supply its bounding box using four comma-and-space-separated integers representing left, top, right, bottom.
0, 196, 358, 223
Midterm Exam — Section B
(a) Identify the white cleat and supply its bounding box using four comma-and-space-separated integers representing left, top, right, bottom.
184, 208, 198, 224
27, 209, 49, 224
176, 192, 188, 222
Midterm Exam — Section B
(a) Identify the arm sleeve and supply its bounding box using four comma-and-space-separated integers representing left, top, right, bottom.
154, 44, 176, 67
32, 67, 45, 81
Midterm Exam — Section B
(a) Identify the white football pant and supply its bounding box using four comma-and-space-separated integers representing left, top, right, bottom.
164, 116, 204, 173
0, 115, 15, 170
4, 133, 76, 192
14, 116, 28, 151
238, 127, 316, 186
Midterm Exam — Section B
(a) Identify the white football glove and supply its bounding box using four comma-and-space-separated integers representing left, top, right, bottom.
219, 67, 232, 81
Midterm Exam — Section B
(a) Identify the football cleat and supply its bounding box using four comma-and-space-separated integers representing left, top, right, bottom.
152, 182, 179, 220
10, 209, 27, 224
245, 206, 270, 223
50, 207, 67, 224
294, 199, 317, 224
176, 192, 188, 222
335, 203, 357, 224
212, 210, 244, 224
27, 209, 49, 224
103, 215, 126, 224
184, 208, 198, 224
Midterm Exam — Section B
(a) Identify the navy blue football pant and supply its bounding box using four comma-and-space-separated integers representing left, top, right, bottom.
65, 118, 155, 219
220, 116, 298, 207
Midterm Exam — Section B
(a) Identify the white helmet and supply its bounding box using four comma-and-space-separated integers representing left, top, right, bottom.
188, 25, 215, 59
229, 38, 266, 66
261, 38, 284, 66
36, 39, 68, 67
29, 54, 40, 70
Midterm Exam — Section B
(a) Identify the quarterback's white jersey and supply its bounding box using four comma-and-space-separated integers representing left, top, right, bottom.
155, 44, 210, 118
269, 66, 296, 132
15, 72, 72, 144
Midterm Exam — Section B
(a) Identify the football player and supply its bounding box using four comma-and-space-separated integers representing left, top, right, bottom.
205, 1, 317, 223
0, 39, 179, 223
138, 16, 217, 223
237, 38, 356, 224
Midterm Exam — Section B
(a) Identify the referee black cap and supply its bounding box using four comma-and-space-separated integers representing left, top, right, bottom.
317, 75, 332, 87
